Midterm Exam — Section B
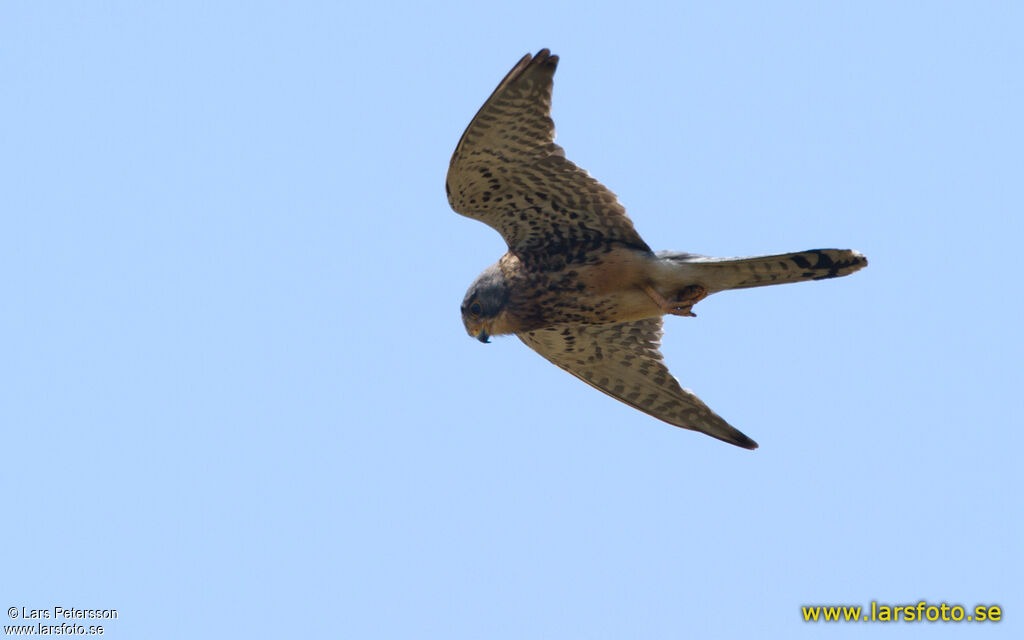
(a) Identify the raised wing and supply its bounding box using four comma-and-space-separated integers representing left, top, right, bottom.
446, 49, 650, 254
518, 319, 758, 449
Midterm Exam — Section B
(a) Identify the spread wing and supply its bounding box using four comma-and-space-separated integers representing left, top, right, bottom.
518, 319, 759, 449
446, 49, 650, 253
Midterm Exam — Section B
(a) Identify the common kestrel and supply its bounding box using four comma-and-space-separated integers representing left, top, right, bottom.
446, 49, 867, 449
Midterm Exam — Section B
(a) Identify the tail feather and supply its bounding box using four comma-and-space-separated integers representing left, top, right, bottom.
657, 249, 867, 294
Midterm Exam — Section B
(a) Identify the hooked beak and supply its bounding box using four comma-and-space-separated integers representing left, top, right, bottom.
476, 329, 490, 343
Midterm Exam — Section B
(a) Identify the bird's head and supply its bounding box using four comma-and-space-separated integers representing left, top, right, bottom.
461, 263, 511, 343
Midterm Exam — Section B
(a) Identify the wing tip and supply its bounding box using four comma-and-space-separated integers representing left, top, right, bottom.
517, 49, 558, 76
694, 424, 759, 450
703, 425, 758, 450
731, 432, 760, 450
513, 48, 558, 72
532, 48, 558, 68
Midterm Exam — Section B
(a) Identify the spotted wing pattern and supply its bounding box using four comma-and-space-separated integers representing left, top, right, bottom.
518, 319, 758, 449
446, 49, 650, 254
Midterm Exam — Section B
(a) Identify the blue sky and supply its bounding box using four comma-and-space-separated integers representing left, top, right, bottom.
2, 1, 1020, 638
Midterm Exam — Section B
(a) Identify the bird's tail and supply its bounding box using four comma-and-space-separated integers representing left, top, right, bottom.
656, 249, 867, 295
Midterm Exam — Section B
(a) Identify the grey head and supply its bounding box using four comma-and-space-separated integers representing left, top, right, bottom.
460, 263, 510, 343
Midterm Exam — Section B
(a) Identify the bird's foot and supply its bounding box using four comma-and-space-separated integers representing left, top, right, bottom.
643, 284, 707, 317
676, 284, 707, 307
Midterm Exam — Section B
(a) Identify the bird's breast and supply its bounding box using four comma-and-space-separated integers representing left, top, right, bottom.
502, 245, 663, 330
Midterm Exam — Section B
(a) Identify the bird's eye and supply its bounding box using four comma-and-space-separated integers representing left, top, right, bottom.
469, 301, 483, 317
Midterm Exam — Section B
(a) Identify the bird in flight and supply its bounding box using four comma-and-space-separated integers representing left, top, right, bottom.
446, 49, 867, 449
